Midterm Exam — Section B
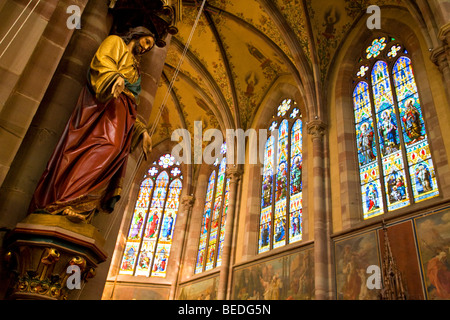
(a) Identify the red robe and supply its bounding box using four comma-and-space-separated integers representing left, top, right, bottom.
28, 87, 136, 217
29, 35, 146, 221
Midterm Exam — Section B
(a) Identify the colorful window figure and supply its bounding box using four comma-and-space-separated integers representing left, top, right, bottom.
119, 154, 183, 277
195, 143, 230, 273
259, 99, 303, 254
353, 36, 439, 220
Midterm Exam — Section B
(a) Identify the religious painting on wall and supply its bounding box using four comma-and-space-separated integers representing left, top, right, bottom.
177, 276, 218, 300
414, 208, 450, 300
334, 231, 381, 300
232, 247, 314, 300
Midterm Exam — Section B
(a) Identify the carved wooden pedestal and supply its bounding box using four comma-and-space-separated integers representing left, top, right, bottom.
3, 214, 107, 300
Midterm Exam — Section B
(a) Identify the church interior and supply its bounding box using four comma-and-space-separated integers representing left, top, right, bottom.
0, 0, 449, 300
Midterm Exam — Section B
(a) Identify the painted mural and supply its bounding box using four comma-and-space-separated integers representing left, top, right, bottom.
177, 276, 219, 300
232, 247, 314, 300
334, 231, 381, 300
306, 0, 405, 81
415, 209, 450, 300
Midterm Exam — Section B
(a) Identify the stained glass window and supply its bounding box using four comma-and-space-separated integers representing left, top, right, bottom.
259, 98, 303, 254
195, 143, 230, 273
354, 36, 439, 220
119, 154, 183, 277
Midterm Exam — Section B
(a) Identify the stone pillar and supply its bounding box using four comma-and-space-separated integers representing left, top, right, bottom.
217, 166, 242, 300
0, 0, 111, 232
431, 23, 450, 104
307, 120, 329, 300
0, 0, 111, 300
169, 195, 195, 300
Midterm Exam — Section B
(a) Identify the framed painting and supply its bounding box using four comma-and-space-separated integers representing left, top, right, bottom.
334, 231, 381, 300
414, 209, 450, 300
232, 247, 314, 300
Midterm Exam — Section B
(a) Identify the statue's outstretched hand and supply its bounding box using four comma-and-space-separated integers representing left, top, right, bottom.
111, 76, 125, 98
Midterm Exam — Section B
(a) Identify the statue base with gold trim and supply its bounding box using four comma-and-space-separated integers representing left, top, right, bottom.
3, 214, 107, 300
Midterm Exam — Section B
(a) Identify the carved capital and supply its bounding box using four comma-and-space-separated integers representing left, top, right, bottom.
306, 120, 327, 140
225, 166, 243, 183
181, 195, 195, 209
438, 22, 450, 43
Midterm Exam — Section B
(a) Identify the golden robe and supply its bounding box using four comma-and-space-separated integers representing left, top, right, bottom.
29, 35, 147, 222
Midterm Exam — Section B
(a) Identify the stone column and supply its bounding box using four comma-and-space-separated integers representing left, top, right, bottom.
217, 166, 242, 300
0, 0, 111, 231
307, 120, 329, 300
169, 195, 195, 300
431, 23, 450, 104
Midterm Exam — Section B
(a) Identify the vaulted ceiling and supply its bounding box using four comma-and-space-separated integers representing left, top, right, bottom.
149, 0, 406, 148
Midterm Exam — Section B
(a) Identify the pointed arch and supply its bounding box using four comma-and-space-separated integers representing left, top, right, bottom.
119, 154, 183, 278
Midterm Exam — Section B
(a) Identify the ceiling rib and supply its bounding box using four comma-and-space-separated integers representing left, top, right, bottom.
203, 10, 241, 129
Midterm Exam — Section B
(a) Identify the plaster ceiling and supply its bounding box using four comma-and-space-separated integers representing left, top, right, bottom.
149, 0, 406, 148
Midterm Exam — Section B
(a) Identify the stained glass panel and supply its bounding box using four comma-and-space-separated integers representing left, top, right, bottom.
382, 152, 410, 211
362, 180, 384, 219
120, 243, 140, 275
392, 57, 439, 203
259, 99, 303, 253
354, 38, 439, 220
276, 120, 288, 203
120, 157, 182, 277
398, 94, 426, 146
410, 159, 439, 202
196, 171, 216, 273
377, 106, 400, 157
216, 178, 230, 267
366, 37, 386, 59
356, 120, 377, 166
277, 99, 291, 117
259, 207, 271, 253
289, 192, 302, 243
261, 136, 274, 209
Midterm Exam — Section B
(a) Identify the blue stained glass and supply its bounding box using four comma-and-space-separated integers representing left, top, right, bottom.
373, 78, 394, 112
362, 180, 384, 219
377, 106, 400, 157
356, 119, 377, 166
354, 39, 439, 220
372, 61, 390, 85
261, 136, 274, 209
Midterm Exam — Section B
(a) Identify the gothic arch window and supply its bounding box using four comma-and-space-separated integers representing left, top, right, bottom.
259, 98, 303, 254
195, 143, 230, 273
353, 35, 439, 220
119, 154, 183, 277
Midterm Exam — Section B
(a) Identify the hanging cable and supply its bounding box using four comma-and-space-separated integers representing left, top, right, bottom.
0, 0, 33, 46
0, 0, 41, 60
148, 0, 206, 138
105, 0, 206, 253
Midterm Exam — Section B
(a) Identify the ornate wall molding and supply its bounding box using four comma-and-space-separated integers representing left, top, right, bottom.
3, 214, 107, 300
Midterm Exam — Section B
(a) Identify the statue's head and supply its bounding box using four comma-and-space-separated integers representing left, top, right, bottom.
121, 26, 156, 56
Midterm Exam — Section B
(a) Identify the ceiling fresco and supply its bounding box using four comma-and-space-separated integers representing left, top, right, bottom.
148, 0, 407, 149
